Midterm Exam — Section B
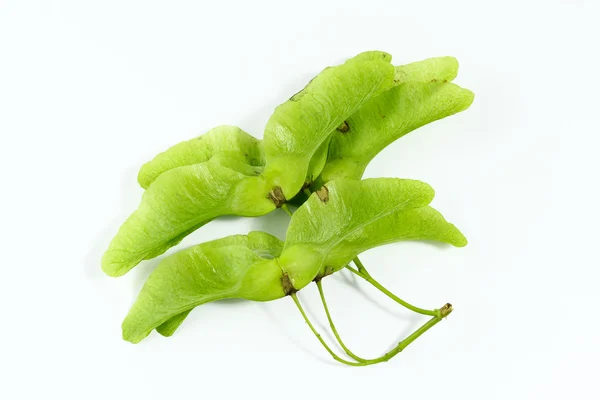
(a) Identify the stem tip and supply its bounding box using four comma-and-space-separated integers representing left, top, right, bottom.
439, 303, 453, 318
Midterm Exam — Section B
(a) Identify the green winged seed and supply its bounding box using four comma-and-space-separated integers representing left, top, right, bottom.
297, 52, 398, 188
280, 178, 467, 287
137, 125, 264, 189
108, 52, 472, 353
393, 56, 459, 84
123, 232, 285, 343
122, 179, 466, 343
102, 160, 275, 277
155, 232, 284, 337
301, 56, 459, 188
314, 57, 473, 185
261, 51, 396, 199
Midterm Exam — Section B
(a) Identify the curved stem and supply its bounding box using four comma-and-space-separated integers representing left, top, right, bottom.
291, 293, 368, 366
291, 293, 452, 366
316, 280, 369, 362
349, 257, 440, 318
351, 256, 369, 275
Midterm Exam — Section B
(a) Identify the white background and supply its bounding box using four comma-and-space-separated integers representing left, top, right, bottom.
1, 1, 599, 399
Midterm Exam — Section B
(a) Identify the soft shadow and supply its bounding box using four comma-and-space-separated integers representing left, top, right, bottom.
250, 209, 291, 240
339, 267, 359, 286
84, 219, 122, 280
84, 164, 142, 280
258, 302, 333, 365
330, 270, 418, 322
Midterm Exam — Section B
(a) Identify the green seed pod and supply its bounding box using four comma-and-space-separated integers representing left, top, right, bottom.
261, 51, 396, 199
103, 51, 476, 366
393, 56, 459, 84
137, 125, 264, 189
313, 57, 474, 186
122, 232, 284, 343
102, 160, 275, 277
281, 178, 467, 285
121, 178, 467, 344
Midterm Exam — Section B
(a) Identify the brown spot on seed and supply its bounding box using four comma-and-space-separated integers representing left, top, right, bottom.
336, 121, 350, 133
316, 186, 329, 203
281, 272, 297, 295
267, 186, 286, 208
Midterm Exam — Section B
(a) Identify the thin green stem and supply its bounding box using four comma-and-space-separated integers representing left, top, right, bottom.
349, 257, 440, 318
291, 293, 367, 366
281, 203, 293, 217
292, 292, 452, 366
378, 304, 452, 360
400, 304, 452, 348
303, 188, 312, 197
316, 280, 369, 362
352, 256, 369, 275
